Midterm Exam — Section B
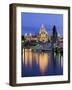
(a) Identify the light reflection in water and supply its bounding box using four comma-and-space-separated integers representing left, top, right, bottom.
25, 49, 32, 67
22, 48, 49, 74
53, 52, 63, 67
33, 53, 39, 64
39, 53, 48, 74
22, 48, 63, 76
22, 48, 24, 63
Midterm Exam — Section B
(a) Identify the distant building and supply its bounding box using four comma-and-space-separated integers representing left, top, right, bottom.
24, 24, 63, 43
38, 24, 48, 42
24, 33, 38, 41
24, 24, 48, 42
57, 34, 63, 43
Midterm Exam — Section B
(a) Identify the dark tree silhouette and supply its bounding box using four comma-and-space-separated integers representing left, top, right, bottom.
22, 35, 26, 41
52, 25, 58, 43
22, 35, 24, 40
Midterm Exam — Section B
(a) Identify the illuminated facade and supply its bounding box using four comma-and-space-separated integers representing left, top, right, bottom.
24, 24, 48, 42
38, 24, 48, 42
25, 35, 38, 41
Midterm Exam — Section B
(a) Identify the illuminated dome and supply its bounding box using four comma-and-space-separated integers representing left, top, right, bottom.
38, 24, 48, 42
39, 24, 48, 35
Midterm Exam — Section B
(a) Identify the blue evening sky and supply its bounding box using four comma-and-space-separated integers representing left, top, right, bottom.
21, 12, 63, 36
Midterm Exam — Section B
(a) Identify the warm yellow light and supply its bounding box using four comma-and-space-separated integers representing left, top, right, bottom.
22, 48, 49, 74
39, 53, 48, 74
25, 49, 32, 67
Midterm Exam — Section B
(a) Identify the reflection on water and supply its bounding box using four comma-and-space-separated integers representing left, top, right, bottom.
22, 48, 63, 77
38, 53, 48, 74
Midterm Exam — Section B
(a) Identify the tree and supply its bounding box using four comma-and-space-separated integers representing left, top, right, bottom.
52, 25, 57, 43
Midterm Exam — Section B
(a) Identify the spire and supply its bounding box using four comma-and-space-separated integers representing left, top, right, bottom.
41, 24, 44, 29
39, 24, 48, 35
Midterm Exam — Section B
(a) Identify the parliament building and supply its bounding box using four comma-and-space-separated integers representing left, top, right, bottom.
24, 24, 49, 43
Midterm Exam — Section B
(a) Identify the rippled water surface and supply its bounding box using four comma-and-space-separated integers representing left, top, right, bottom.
22, 48, 63, 77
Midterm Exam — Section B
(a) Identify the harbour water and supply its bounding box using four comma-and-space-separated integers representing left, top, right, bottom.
22, 48, 63, 77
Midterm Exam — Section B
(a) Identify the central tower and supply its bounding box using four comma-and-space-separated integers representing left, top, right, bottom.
38, 24, 48, 42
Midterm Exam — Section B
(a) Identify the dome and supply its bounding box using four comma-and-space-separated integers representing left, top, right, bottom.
29, 33, 32, 36
25, 33, 27, 36
39, 24, 48, 35
38, 24, 48, 42
58, 33, 61, 37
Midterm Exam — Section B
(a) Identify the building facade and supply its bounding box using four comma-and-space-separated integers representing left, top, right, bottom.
38, 24, 48, 42
24, 24, 48, 43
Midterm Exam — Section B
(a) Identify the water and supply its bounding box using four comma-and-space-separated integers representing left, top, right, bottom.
21, 48, 63, 77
